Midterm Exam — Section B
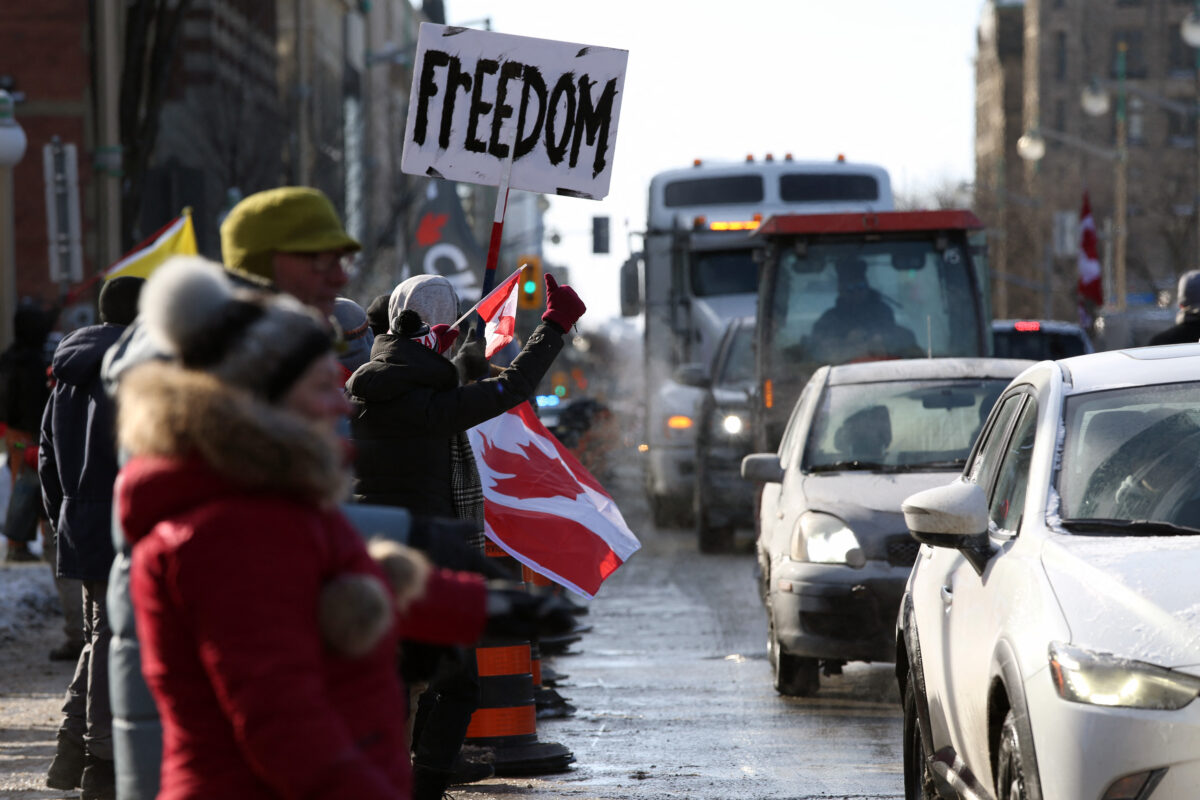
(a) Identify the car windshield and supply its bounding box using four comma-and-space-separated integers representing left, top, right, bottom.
1058, 382, 1200, 531
802, 378, 1012, 471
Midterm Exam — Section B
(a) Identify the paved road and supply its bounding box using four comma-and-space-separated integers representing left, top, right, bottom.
461, 470, 905, 800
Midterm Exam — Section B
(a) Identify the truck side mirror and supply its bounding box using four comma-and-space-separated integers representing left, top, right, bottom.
673, 363, 709, 388
620, 255, 642, 317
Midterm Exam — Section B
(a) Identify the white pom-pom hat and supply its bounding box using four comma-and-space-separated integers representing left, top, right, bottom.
140, 256, 333, 401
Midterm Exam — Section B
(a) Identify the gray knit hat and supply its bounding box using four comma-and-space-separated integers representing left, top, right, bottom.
388, 274, 459, 332
140, 256, 333, 402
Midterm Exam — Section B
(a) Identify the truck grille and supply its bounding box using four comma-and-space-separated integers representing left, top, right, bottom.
885, 536, 921, 568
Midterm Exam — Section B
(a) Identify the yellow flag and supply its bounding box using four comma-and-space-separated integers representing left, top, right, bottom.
105, 208, 198, 280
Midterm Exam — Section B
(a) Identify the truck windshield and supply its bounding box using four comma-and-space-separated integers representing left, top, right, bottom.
765, 239, 978, 373
690, 249, 759, 297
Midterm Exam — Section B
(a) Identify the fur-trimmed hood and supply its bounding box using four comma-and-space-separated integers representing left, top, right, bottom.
117, 361, 349, 539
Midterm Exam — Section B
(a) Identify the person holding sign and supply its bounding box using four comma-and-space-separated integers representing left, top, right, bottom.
346, 271, 585, 799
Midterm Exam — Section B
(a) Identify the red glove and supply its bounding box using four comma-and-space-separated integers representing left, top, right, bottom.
430, 324, 459, 354
541, 274, 586, 332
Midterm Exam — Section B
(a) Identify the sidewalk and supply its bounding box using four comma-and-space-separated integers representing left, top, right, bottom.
0, 560, 76, 799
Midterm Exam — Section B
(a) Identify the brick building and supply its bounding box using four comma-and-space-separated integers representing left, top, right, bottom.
0, 1, 101, 309
975, 0, 1200, 321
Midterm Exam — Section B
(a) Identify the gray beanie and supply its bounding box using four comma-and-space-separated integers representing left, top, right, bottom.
388, 274, 459, 332
140, 256, 332, 402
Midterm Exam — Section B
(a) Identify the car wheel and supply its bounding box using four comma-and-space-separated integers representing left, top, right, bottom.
995, 710, 1030, 800
903, 675, 936, 800
768, 606, 819, 696
696, 493, 735, 554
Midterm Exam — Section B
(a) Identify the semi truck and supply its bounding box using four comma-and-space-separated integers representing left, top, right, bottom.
619, 155, 895, 529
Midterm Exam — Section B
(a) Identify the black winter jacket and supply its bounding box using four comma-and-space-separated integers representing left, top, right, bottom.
1148, 315, 1200, 346
347, 322, 564, 515
39, 323, 124, 580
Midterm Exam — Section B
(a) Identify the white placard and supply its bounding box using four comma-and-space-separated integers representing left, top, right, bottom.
402, 23, 628, 200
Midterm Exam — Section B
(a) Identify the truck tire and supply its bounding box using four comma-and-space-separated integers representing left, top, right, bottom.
650, 494, 688, 529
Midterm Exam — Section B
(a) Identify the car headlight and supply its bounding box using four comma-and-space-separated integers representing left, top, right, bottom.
1049, 642, 1200, 710
792, 511, 865, 567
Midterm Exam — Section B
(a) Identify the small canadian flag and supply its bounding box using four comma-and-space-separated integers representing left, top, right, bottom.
475, 266, 526, 358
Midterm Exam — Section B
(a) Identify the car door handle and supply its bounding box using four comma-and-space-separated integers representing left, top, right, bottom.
941, 585, 953, 606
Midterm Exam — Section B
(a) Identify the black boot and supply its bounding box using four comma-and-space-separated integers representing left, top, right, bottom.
412, 764, 453, 800
80, 754, 115, 800
449, 746, 495, 785
45, 731, 85, 790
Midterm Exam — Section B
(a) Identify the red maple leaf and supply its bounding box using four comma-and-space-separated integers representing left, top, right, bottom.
416, 212, 448, 247
478, 433, 584, 501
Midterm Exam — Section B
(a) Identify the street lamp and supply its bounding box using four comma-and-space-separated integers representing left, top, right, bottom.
0, 89, 27, 351
1016, 130, 1046, 162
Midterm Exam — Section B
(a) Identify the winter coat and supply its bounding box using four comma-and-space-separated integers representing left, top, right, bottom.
346, 321, 565, 515
1148, 314, 1200, 345
116, 361, 487, 800
38, 323, 124, 580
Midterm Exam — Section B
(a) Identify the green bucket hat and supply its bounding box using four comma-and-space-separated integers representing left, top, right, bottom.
220, 187, 361, 283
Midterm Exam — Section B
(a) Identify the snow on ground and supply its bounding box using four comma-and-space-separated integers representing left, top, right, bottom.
0, 453, 58, 646
0, 563, 58, 647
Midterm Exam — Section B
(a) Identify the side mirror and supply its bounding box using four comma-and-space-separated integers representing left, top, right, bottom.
619, 255, 641, 317
741, 453, 785, 483
673, 363, 709, 389
902, 481, 993, 575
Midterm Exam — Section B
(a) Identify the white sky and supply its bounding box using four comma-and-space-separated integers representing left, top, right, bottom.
444, 0, 987, 324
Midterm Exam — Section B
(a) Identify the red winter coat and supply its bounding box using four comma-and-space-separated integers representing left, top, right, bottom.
116, 362, 487, 799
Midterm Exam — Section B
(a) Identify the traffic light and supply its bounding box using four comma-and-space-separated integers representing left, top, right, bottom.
517, 255, 543, 310
592, 215, 610, 254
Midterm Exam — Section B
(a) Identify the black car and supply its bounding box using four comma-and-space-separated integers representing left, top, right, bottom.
684, 317, 757, 553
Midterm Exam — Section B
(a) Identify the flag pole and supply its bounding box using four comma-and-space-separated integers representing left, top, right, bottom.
452, 263, 527, 330
475, 122, 518, 337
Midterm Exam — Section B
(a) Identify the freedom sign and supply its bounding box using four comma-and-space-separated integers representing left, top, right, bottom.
402, 23, 628, 200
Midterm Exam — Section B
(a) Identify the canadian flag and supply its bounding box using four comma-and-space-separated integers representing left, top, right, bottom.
475, 267, 524, 358
467, 403, 641, 598
1078, 192, 1104, 318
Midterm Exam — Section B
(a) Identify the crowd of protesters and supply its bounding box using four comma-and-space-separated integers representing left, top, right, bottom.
2, 185, 584, 800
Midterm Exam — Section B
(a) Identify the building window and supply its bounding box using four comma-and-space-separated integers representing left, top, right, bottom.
1116, 0, 1142, 5
1128, 96, 1145, 144
1172, 29, 1198, 76
1168, 100, 1196, 147
1055, 99, 1066, 133
1056, 32, 1068, 80
1112, 31, 1147, 79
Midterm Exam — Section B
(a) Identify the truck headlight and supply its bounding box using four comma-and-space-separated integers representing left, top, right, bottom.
792, 511, 865, 567
1049, 642, 1200, 710
720, 412, 745, 435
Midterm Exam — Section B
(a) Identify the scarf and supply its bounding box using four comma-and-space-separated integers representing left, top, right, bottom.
450, 432, 485, 552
